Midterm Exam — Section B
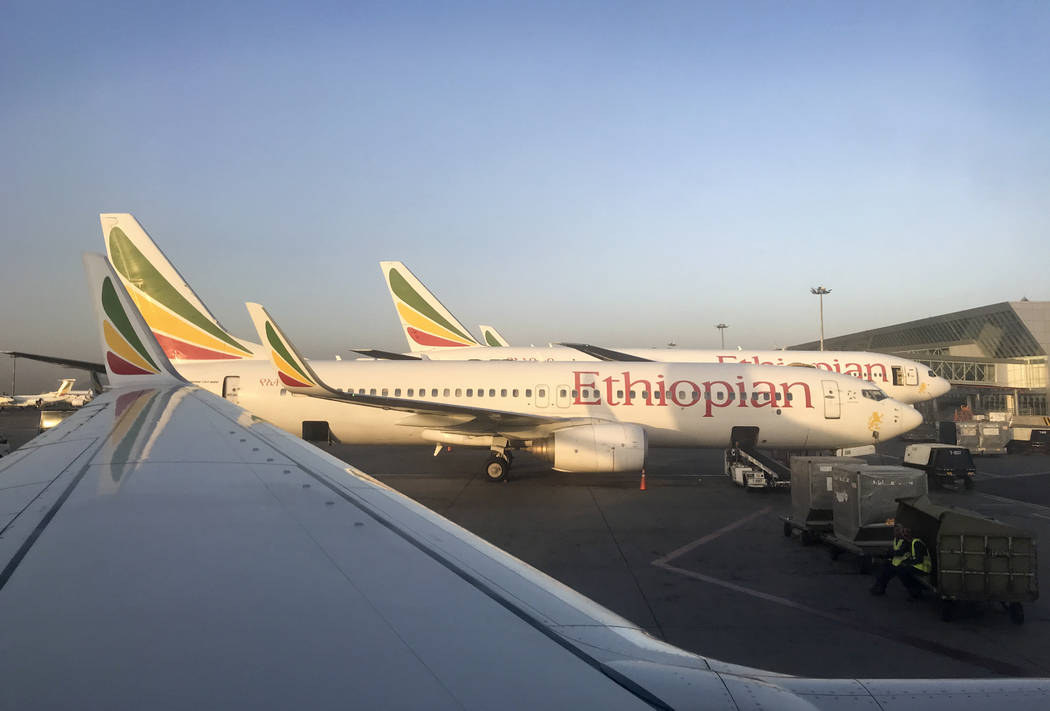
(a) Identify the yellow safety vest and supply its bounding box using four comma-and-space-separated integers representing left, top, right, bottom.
891, 537, 931, 574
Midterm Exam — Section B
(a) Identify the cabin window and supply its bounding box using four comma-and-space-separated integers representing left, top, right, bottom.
478, 388, 485, 398
572, 389, 578, 399
467, 388, 473, 397
431, 389, 438, 397
407, 388, 414, 397
394, 388, 401, 396
455, 388, 462, 397
443, 388, 450, 396
358, 388, 365, 395
537, 389, 545, 398
369, 388, 376, 395
381, 388, 388, 396
501, 389, 508, 397
513, 389, 519, 397
617, 390, 624, 399
526, 389, 533, 397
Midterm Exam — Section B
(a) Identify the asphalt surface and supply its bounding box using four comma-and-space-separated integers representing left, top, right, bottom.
3, 407, 1049, 679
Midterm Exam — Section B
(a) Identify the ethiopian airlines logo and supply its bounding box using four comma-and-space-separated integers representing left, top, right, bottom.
387, 267, 478, 348
101, 277, 161, 376
867, 412, 883, 432
264, 322, 316, 389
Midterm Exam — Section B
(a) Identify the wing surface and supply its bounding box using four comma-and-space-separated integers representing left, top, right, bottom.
560, 342, 654, 362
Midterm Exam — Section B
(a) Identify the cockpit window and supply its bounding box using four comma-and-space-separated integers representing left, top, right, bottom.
928, 370, 936, 378
862, 388, 888, 401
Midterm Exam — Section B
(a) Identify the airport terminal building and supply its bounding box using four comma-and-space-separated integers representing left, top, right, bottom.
792, 301, 1050, 419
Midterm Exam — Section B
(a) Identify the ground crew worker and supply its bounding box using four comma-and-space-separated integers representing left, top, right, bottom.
870, 524, 932, 598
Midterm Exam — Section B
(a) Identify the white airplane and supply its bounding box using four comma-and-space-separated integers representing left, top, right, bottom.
4, 257, 1047, 708
378, 261, 952, 405
0, 378, 93, 408
101, 214, 922, 482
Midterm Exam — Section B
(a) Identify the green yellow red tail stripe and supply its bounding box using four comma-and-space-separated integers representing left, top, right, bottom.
381, 261, 481, 350
101, 276, 161, 376
103, 215, 258, 361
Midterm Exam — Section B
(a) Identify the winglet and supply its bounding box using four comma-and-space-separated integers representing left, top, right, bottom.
101, 213, 263, 362
246, 302, 338, 398
379, 261, 481, 352
479, 325, 510, 347
83, 253, 185, 388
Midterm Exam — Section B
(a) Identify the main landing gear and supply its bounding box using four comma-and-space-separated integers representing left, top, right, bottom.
484, 450, 514, 482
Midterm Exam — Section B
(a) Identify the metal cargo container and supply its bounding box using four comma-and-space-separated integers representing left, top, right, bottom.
954, 422, 980, 451
896, 495, 1038, 623
831, 464, 928, 545
790, 456, 862, 531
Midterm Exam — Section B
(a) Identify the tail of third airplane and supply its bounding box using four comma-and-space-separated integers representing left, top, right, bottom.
379, 261, 481, 352
478, 325, 510, 347
55, 378, 76, 395
101, 213, 263, 362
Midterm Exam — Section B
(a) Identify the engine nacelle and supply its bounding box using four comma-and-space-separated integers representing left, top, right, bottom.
529, 423, 647, 473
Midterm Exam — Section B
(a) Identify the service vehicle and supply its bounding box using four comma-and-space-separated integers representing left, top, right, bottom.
902, 443, 976, 489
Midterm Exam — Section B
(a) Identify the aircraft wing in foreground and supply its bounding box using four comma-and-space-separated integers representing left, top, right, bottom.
1, 255, 1047, 708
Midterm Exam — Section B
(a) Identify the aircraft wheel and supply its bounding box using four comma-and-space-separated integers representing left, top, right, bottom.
484, 456, 509, 483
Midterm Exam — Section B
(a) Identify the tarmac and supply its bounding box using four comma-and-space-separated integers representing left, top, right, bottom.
3, 407, 1049, 679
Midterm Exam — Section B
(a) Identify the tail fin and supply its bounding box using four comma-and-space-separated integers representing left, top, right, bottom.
56, 379, 76, 395
379, 261, 481, 352
478, 325, 511, 347
101, 213, 262, 362
83, 253, 184, 388
245, 302, 340, 398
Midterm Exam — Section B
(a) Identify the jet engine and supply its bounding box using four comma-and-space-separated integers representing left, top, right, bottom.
529, 423, 647, 473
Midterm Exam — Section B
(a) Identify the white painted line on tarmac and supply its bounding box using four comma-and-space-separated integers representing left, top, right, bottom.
976, 491, 1050, 514
652, 505, 773, 566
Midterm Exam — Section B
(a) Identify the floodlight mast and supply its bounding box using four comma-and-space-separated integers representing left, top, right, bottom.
715, 323, 728, 349
810, 286, 832, 351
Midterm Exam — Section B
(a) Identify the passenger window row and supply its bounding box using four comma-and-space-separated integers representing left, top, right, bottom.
332, 386, 793, 403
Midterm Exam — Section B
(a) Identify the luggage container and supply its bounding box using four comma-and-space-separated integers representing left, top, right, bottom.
975, 422, 1010, 455
826, 464, 928, 570
896, 495, 1038, 624
902, 444, 976, 489
954, 422, 980, 451
782, 456, 862, 543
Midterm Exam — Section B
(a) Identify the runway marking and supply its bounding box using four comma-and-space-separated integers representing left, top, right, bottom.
652, 505, 773, 566
649, 503, 1036, 676
977, 492, 1050, 514
651, 561, 1032, 676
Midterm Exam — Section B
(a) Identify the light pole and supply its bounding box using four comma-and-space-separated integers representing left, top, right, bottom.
810, 286, 831, 351
715, 323, 728, 349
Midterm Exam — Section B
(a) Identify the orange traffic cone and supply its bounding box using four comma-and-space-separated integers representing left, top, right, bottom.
639, 469, 647, 491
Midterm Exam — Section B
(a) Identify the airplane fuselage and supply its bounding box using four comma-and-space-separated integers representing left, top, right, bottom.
407, 347, 949, 405
177, 360, 920, 451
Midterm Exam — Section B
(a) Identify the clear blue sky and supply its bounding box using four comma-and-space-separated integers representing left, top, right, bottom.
2, 1, 1048, 392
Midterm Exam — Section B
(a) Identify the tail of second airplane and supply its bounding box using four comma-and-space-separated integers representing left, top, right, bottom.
380, 261, 481, 352
55, 378, 76, 395
101, 213, 263, 362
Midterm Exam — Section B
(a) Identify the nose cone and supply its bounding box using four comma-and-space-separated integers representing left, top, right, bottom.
929, 376, 952, 399
902, 406, 923, 433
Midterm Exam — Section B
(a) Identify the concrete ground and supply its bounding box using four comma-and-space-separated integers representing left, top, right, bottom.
3, 408, 1048, 678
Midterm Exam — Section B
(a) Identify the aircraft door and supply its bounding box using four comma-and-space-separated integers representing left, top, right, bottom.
222, 376, 240, 405
905, 367, 918, 386
821, 380, 841, 419
534, 385, 549, 408
555, 384, 572, 408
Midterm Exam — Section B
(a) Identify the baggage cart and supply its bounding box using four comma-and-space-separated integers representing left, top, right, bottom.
783, 456, 862, 544
902, 444, 975, 489
827, 464, 928, 572
896, 495, 1038, 624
